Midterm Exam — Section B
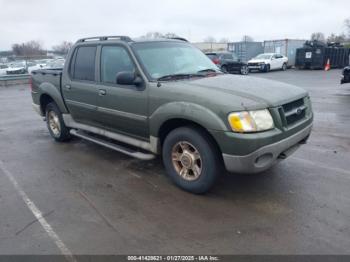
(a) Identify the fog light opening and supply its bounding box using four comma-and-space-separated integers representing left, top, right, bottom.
254, 153, 273, 167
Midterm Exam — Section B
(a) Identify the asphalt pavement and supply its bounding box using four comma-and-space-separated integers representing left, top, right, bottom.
0, 69, 349, 255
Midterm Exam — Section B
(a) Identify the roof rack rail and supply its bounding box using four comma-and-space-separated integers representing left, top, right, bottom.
76, 36, 133, 43
168, 37, 189, 42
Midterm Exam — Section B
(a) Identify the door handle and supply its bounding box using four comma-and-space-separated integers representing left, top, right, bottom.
65, 85, 71, 90
99, 89, 106, 96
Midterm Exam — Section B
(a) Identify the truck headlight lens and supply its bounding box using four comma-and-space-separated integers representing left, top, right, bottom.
228, 109, 274, 133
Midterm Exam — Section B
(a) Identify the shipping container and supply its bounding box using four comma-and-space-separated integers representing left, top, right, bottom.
295, 41, 350, 69
192, 42, 228, 52
227, 41, 264, 63
263, 39, 306, 67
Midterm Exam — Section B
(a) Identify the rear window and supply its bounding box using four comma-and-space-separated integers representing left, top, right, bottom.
72, 46, 96, 81
206, 54, 217, 60
222, 54, 233, 59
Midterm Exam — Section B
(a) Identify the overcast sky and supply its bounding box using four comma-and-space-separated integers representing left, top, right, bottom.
0, 0, 348, 50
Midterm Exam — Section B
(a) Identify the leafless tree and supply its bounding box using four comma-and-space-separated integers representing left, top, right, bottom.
219, 38, 229, 43
345, 18, 350, 38
140, 32, 179, 39
327, 33, 346, 43
310, 32, 326, 42
52, 41, 73, 55
203, 36, 216, 43
163, 32, 179, 38
242, 35, 254, 42
12, 40, 45, 57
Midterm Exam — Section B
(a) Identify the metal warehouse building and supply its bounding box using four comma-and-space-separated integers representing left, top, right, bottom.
264, 39, 306, 66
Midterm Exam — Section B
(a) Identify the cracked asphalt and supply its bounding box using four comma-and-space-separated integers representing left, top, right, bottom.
0, 69, 349, 255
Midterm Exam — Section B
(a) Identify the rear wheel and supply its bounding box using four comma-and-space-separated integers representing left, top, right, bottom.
162, 127, 222, 194
45, 102, 71, 142
282, 63, 287, 71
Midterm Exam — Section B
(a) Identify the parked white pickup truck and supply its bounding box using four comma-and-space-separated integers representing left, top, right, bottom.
248, 53, 288, 72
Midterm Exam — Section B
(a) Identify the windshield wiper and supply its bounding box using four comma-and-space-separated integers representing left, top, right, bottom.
157, 73, 204, 81
197, 68, 219, 74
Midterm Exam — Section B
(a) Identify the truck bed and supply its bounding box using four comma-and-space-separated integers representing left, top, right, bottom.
31, 68, 62, 93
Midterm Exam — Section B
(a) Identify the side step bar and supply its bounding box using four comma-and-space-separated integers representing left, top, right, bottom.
70, 129, 156, 160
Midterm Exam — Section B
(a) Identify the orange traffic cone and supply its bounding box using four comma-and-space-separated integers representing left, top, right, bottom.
324, 58, 331, 71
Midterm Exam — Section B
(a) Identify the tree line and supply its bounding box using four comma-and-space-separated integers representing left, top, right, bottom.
11, 41, 73, 57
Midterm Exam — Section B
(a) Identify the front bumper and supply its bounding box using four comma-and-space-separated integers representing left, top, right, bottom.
248, 64, 265, 70
223, 123, 312, 174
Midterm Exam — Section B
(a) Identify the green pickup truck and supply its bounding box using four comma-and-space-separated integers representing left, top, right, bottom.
31, 36, 313, 193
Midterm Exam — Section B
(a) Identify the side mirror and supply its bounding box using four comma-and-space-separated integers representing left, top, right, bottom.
116, 71, 143, 86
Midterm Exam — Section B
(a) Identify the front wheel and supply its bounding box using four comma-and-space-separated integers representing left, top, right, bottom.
221, 65, 228, 73
45, 102, 71, 142
240, 65, 249, 75
162, 127, 222, 194
264, 64, 270, 72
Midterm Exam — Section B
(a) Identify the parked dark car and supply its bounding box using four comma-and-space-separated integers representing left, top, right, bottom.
341, 66, 350, 84
206, 51, 249, 75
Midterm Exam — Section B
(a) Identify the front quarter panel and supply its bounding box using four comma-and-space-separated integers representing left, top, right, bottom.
149, 101, 229, 137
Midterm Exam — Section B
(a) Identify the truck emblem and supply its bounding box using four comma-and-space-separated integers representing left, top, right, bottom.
296, 108, 303, 115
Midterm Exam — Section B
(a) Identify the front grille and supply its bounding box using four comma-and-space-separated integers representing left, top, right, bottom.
248, 63, 260, 66
280, 98, 307, 126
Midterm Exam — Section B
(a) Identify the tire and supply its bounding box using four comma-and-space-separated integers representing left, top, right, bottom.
45, 102, 71, 142
221, 65, 228, 73
264, 64, 270, 73
162, 127, 222, 194
282, 63, 287, 71
240, 65, 249, 75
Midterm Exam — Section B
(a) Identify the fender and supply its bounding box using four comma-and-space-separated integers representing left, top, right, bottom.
149, 101, 229, 137
39, 82, 69, 114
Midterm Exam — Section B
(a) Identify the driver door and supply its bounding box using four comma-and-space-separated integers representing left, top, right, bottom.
94, 45, 149, 140
270, 54, 279, 70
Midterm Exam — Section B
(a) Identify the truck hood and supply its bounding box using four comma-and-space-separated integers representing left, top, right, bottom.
164, 74, 308, 109
7, 67, 25, 71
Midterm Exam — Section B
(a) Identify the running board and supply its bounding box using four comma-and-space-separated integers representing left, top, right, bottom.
70, 129, 156, 160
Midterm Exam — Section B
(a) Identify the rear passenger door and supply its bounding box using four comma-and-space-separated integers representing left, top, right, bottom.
95, 45, 149, 140
62, 45, 100, 125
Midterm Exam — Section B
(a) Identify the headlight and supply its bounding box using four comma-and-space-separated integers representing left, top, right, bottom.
228, 109, 274, 133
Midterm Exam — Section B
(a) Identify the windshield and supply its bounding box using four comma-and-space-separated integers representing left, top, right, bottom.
11, 62, 24, 67
231, 52, 239, 61
132, 42, 220, 80
254, 54, 272, 60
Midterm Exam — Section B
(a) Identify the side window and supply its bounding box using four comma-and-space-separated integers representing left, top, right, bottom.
276, 54, 283, 59
101, 46, 135, 84
73, 46, 96, 81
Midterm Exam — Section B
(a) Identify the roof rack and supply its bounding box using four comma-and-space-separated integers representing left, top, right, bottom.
167, 37, 189, 42
76, 36, 133, 43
